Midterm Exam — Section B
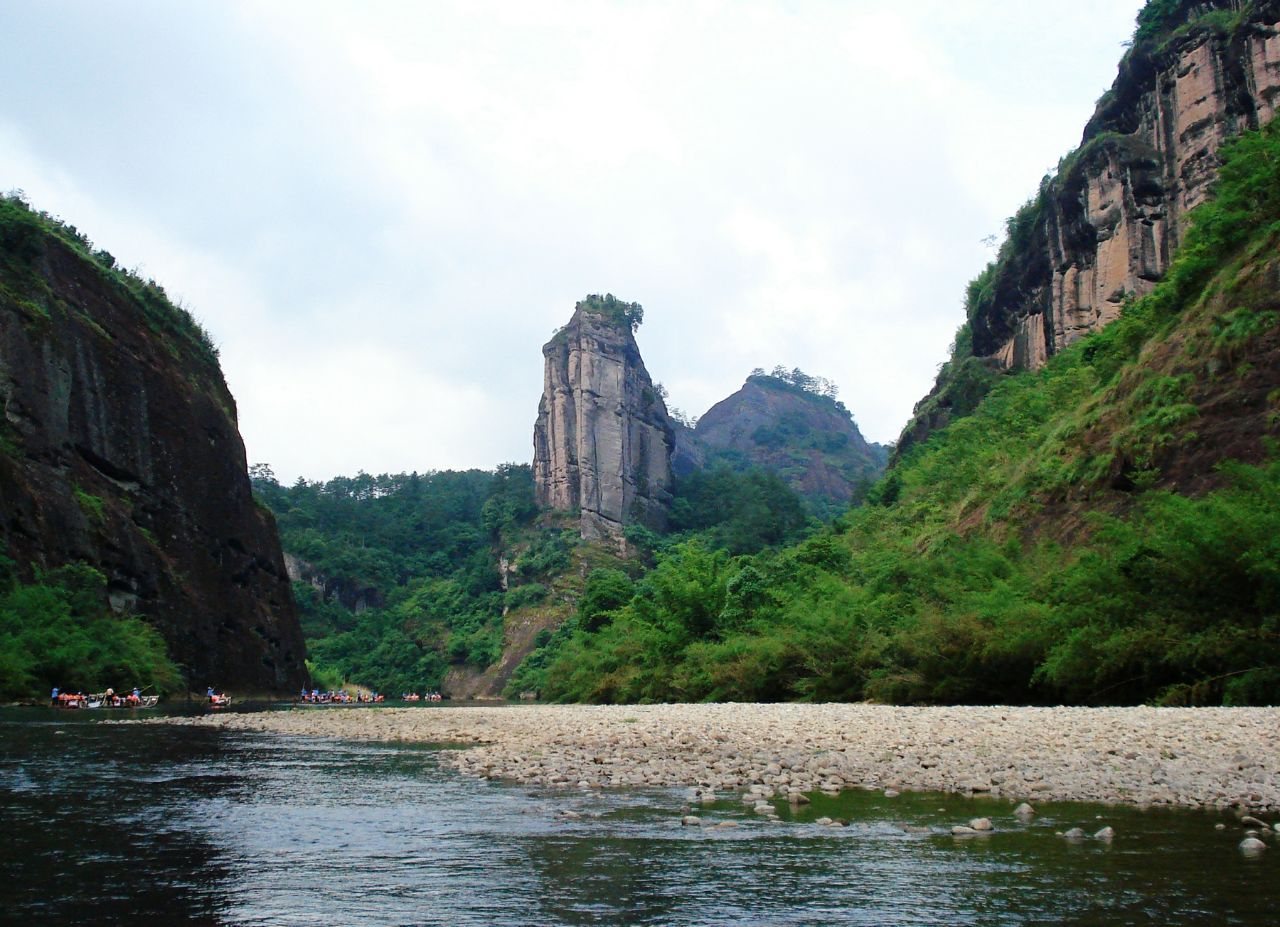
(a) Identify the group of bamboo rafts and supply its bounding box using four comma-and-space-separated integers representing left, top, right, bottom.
50, 687, 232, 709
51, 688, 159, 709
299, 690, 385, 704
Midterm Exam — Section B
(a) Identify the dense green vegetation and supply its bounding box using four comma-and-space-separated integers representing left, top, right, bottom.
0, 561, 181, 702
560, 293, 644, 333
250, 464, 538, 693
262, 455, 816, 694
530, 119, 1280, 707
1134, 0, 1251, 49
667, 467, 810, 555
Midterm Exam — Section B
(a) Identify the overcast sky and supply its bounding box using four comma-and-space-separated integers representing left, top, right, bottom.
1, 0, 1145, 482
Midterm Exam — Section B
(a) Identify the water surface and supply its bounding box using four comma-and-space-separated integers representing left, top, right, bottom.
0, 707, 1274, 925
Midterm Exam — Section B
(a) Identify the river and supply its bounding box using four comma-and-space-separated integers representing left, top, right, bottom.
1, 706, 1274, 925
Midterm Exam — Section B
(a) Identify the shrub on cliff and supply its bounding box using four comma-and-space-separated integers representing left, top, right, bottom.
577, 293, 643, 332
0, 192, 220, 366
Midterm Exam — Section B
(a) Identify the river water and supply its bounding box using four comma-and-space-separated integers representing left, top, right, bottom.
0, 706, 1275, 926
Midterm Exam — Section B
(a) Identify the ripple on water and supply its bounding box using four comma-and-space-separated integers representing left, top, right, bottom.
0, 711, 1276, 925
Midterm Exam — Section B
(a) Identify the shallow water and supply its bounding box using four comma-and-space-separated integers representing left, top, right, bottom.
0, 707, 1275, 926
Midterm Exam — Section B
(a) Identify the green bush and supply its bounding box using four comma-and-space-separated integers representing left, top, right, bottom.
505, 583, 549, 610
0, 563, 181, 700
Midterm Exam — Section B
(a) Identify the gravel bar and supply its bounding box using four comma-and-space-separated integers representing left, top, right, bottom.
156, 703, 1280, 811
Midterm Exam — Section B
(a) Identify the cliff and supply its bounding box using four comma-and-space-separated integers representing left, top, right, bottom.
978, 0, 1280, 369
899, 0, 1280, 456
532, 295, 674, 541
677, 374, 888, 512
0, 196, 307, 692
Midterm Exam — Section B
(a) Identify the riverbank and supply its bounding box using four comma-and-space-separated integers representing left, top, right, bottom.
156, 703, 1280, 811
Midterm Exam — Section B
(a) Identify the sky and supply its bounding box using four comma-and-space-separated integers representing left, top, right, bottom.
0, 0, 1146, 483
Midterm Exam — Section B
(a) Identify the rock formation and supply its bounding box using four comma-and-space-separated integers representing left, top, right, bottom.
676, 373, 888, 511
899, 1, 1280, 457
283, 552, 383, 614
973, 0, 1280, 370
533, 295, 674, 541
0, 198, 307, 692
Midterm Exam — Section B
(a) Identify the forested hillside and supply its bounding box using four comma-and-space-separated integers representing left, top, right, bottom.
252, 460, 812, 694
533, 117, 1280, 707
251, 465, 536, 693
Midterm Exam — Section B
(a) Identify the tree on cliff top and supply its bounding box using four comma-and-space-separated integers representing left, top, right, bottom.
578, 293, 643, 332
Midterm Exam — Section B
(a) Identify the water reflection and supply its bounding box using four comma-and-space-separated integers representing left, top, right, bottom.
1, 709, 1275, 926
0, 716, 233, 922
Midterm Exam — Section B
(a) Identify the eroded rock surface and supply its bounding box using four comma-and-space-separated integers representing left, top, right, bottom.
974, 0, 1280, 370
0, 208, 306, 692
532, 296, 673, 541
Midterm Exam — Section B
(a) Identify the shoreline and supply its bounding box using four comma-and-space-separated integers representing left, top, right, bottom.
154, 703, 1280, 811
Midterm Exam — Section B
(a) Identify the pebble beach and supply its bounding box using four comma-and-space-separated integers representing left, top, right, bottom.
159, 703, 1280, 811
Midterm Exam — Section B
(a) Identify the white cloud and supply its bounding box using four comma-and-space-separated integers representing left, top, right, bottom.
1, 0, 1146, 475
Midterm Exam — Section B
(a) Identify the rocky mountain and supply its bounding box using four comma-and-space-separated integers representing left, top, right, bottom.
533, 295, 674, 542
983, 0, 1280, 368
902, 0, 1280, 452
675, 372, 889, 513
0, 196, 307, 693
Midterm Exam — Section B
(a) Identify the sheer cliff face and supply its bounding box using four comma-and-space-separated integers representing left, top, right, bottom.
976, 0, 1280, 370
0, 209, 307, 692
533, 302, 674, 540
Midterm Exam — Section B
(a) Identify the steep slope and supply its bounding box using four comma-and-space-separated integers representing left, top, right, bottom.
980, 0, 1280, 368
902, 0, 1280, 454
0, 196, 306, 693
537, 81, 1280, 707
678, 373, 888, 514
533, 295, 675, 542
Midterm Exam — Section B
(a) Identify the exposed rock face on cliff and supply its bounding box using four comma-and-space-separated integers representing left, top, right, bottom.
676, 374, 888, 512
0, 198, 306, 692
533, 295, 674, 541
899, 0, 1280, 459
975, 0, 1280, 370
283, 552, 383, 614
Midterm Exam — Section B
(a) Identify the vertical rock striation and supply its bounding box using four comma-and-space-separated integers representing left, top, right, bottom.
0, 200, 307, 692
974, 0, 1280, 370
533, 295, 674, 541
900, 1, 1280, 458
